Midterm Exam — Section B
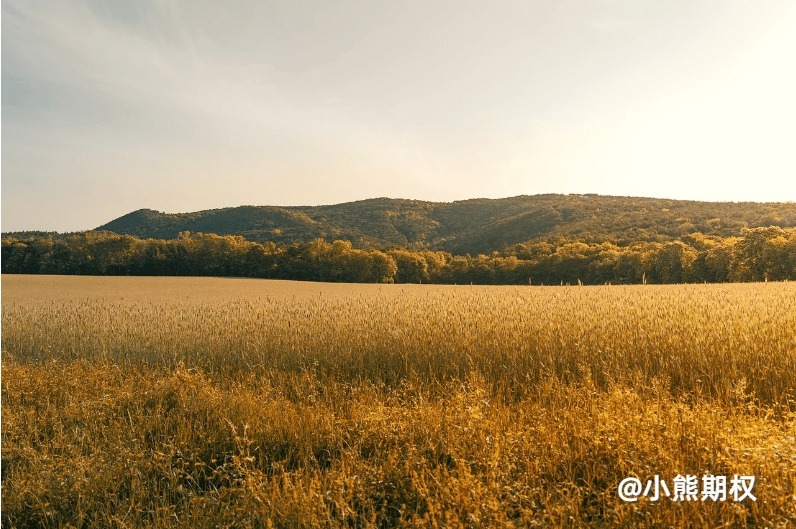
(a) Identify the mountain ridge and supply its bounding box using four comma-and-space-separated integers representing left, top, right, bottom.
96, 194, 796, 254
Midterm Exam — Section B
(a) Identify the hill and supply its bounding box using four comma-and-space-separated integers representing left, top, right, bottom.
97, 194, 796, 254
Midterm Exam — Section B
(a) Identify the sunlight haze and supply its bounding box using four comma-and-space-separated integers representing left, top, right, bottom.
3, 0, 795, 232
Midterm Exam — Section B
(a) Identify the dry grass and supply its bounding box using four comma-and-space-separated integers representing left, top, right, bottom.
0, 275, 425, 306
2, 276, 795, 527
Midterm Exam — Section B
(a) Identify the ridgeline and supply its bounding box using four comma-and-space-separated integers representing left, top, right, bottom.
3, 194, 796, 284
94, 194, 796, 254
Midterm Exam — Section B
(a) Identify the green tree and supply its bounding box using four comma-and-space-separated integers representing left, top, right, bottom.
388, 249, 429, 283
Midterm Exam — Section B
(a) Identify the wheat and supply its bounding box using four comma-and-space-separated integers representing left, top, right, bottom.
2, 276, 795, 527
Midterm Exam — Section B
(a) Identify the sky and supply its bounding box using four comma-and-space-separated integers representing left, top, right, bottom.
2, 0, 796, 232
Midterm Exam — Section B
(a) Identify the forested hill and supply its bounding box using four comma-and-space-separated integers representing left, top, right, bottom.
97, 195, 796, 254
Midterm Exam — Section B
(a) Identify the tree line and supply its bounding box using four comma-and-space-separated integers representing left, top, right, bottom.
2, 227, 795, 284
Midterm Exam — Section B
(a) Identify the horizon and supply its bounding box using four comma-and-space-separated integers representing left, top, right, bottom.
112, 192, 796, 218
2, 191, 795, 235
3, 1, 796, 232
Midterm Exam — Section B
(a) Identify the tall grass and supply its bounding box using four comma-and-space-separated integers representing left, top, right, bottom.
2, 278, 795, 527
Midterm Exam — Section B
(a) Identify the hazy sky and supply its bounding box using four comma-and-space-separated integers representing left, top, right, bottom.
3, 1, 796, 232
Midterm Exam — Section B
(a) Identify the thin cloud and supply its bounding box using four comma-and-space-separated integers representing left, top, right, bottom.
586, 18, 637, 32
2, 1, 323, 141
3, 1, 795, 232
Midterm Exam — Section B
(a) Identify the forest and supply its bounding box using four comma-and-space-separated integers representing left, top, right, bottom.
92, 194, 796, 255
3, 226, 794, 284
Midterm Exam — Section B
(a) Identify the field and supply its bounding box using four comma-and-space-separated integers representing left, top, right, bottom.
2, 275, 795, 528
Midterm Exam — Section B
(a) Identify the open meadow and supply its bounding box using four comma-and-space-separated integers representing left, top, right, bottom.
2, 275, 795, 527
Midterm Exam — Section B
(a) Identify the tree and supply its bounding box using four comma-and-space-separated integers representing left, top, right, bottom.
649, 242, 697, 283
388, 249, 429, 283
733, 227, 793, 281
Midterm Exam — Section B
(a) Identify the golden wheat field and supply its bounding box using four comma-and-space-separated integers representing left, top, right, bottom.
2, 275, 795, 528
